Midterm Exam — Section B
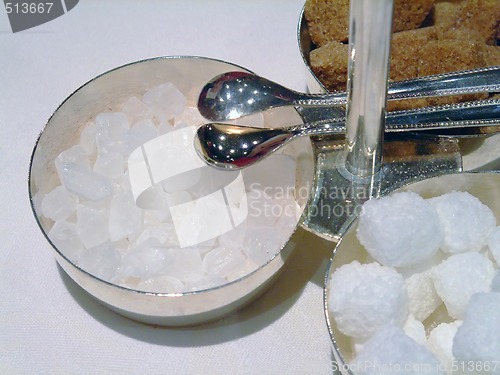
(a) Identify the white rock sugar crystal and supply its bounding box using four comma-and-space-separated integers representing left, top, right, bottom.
328, 261, 408, 340
58, 163, 114, 201
356, 191, 443, 268
55, 145, 91, 173
405, 270, 442, 322
93, 152, 124, 180
431, 252, 495, 319
48, 221, 84, 262
78, 242, 121, 281
429, 191, 496, 254
95, 112, 129, 154
40, 81, 302, 293
137, 275, 184, 293
76, 203, 109, 249
453, 292, 500, 367
121, 96, 152, 125
403, 315, 427, 346
487, 226, 500, 266
142, 82, 185, 122
427, 321, 462, 374
202, 246, 246, 278
125, 119, 158, 155
350, 325, 443, 375
108, 191, 143, 242
41, 185, 78, 221
79, 122, 97, 156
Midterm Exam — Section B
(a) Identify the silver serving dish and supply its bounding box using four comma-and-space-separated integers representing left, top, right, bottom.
324, 171, 500, 375
28, 56, 314, 326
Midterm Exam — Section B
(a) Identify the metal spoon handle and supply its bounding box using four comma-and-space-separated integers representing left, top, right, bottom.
292, 65, 500, 106
290, 99, 500, 135
195, 99, 500, 170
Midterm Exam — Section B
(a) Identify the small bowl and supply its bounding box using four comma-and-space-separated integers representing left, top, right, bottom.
324, 171, 500, 374
29, 56, 314, 326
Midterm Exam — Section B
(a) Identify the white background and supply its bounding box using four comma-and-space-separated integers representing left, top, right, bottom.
0, 1, 337, 374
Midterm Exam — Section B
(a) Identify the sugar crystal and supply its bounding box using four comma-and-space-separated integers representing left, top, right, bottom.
429, 191, 496, 254
76, 203, 109, 248
328, 261, 408, 340
357, 192, 443, 268
48, 220, 84, 262
351, 325, 442, 375
431, 252, 495, 319
453, 292, 500, 366
41, 186, 78, 221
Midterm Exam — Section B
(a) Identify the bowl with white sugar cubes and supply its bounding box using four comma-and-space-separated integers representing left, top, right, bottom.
325, 172, 500, 375
29, 56, 314, 326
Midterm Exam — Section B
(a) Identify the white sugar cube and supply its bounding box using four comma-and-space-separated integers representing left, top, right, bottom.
76, 203, 109, 248
426, 321, 462, 373
328, 261, 408, 340
41, 186, 78, 221
403, 315, 427, 346
453, 292, 500, 365
121, 96, 152, 124
58, 163, 114, 201
357, 192, 443, 268
405, 270, 442, 322
142, 82, 186, 122
48, 220, 85, 262
93, 152, 124, 180
351, 325, 442, 375
77, 242, 121, 281
431, 252, 495, 319
429, 191, 496, 254
202, 246, 246, 278
487, 225, 500, 266
95, 112, 129, 154
108, 191, 143, 241
137, 275, 184, 293
126, 119, 158, 154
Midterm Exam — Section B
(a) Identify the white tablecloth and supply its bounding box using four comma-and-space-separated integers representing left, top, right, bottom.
0, 1, 336, 374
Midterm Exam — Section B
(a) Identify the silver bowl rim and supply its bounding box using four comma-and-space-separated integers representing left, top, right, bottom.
322, 170, 500, 373
28, 55, 311, 298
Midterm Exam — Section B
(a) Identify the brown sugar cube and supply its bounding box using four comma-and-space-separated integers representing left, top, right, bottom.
482, 45, 500, 66
309, 41, 349, 92
455, 0, 500, 45
437, 28, 488, 44
309, 27, 437, 93
432, 1, 460, 32
304, 0, 350, 46
416, 39, 489, 106
304, 0, 436, 47
418, 39, 487, 76
393, 0, 436, 32
390, 27, 438, 81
